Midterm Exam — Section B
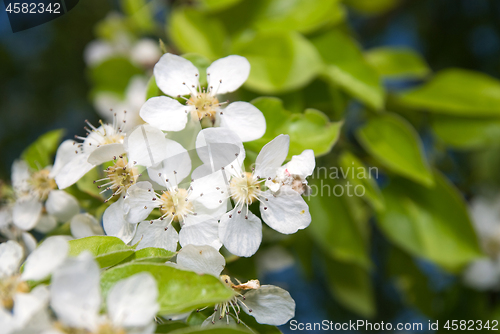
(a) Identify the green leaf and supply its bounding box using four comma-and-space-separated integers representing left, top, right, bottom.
100, 263, 235, 315
169, 7, 227, 60
312, 30, 385, 110
431, 115, 500, 149
251, 0, 345, 34
168, 327, 252, 334
121, 0, 155, 32
246, 97, 342, 158
21, 129, 65, 170
76, 167, 103, 199
237, 312, 282, 334
89, 57, 143, 95
125, 247, 176, 264
338, 151, 385, 211
155, 321, 189, 333
306, 178, 371, 269
68, 236, 135, 268
324, 256, 375, 318
376, 171, 483, 272
195, 0, 242, 12
365, 47, 430, 79
398, 69, 500, 116
356, 113, 434, 186
235, 32, 321, 93
345, 0, 400, 15
146, 75, 162, 100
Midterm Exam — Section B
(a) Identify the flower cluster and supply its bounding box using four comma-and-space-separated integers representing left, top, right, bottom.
0, 53, 315, 332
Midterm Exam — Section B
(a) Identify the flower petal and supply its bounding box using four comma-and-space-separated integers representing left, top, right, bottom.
124, 182, 158, 224
87, 143, 126, 165
260, 187, 310, 234
12, 160, 31, 193
240, 285, 295, 326
125, 124, 170, 168
50, 252, 101, 331
103, 199, 137, 244
13, 196, 42, 230
70, 213, 104, 239
190, 171, 228, 211
108, 273, 159, 327
130, 220, 179, 252
281, 149, 315, 179
54, 152, 94, 189
46, 190, 79, 223
207, 55, 250, 95
219, 209, 262, 257
179, 214, 221, 250
13, 285, 50, 328
34, 214, 58, 234
148, 139, 192, 188
463, 259, 500, 290
21, 232, 37, 254
177, 244, 225, 277
140, 96, 189, 132
21, 236, 69, 281
0, 241, 23, 279
219, 102, 266, 142
154, 53, 200, 97
254, 134, 289, 179
51, 140, 79, 177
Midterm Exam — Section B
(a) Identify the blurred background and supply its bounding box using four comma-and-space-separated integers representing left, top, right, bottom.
3, 0, 500, 333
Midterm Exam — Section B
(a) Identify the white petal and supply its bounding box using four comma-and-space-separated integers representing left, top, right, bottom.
190, 171, 228, 211
179, 214, 221, 250
108, 273, 159, 327
13, 285, 50, 328
125, 124, 169, 168
219, 209, 262, 257
45, 190, 79, 222
177, 244, 225, 277
130, 39, 161, 67
54, 152, 94, 189
124, 182, 158, 224
463, 259, 500, 290
154, 53, 200, 97
22, 236, 69, 281
70, 213, 104, 239
130, 220, 179, 252
140, 96, 189, 132
103, 199, 137, 244
260, 187, 310, 234
0, 241, 23, 279
0, 307, 15, 333
13, 196, 42, 230
193, 128, 245, 179
21, 232, 37, 254
241, 285, 295, 326
12, 160, 31, 193
254, 135, 289, 178
84, 40, 115, 65
219, 102, 266, 142
50, 252, 101, 331
34, 214, 58, 233
280, 149, 315, 179
51, 140, 78, 177
87, 143, 125, 165
147, 139, 192, 188
207, 55, 250, 95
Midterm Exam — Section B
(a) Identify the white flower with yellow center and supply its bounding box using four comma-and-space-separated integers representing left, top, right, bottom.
11, 160, 79, 232
49, 252, 159, 334
0, 237, 69, 334
176, 245, 295, 327
195, 129, 314, 257
140, 53, 266, 142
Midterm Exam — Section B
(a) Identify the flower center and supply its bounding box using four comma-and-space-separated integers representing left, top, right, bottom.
97, 157, 139, 202
30, 169, 57, 200
95, 322, 126, 334
187, 92, 219, 124
159, 188, 193, 223
0, 276, 29, 310
229, 172, 260, 205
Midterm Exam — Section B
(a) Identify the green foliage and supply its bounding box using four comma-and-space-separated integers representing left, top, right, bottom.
146, 75, 162, 100
195, 0, 243, 12
338, 151, 385, 211
398, 69, 500, 116
89, 57, 143, 96
246, 97, 342, 158
169, 7, 227, 60
312, 30, 385, 110
431, 116, 500, 149
356, 113, 434, 186
100, 263, 235, 315
365, 47, 430, 79
376, 172, 483, 272
235, 32, 321, 93
68, 236, 136, 268
21, 129, 65, 170
123, 247, 176, 263
345, 0, 400, 14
